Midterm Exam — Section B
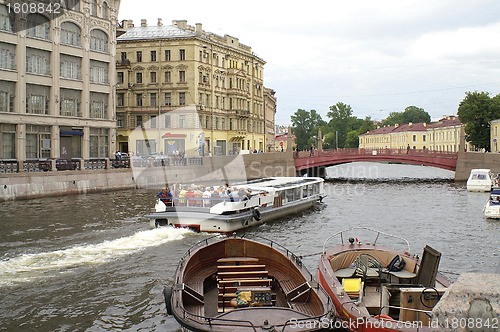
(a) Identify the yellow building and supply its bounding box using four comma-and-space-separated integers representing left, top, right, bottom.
491, 119, 500, 153
359, 116, 465, 152
115, 19, 271, 157
0, 0, 121, 166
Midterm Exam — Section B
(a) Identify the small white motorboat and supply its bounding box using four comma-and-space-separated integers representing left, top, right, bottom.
484, 189, 500, 219
466, 169, 493, 192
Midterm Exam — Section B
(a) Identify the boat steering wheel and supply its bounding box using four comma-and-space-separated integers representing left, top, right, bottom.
419, 287, 440, 308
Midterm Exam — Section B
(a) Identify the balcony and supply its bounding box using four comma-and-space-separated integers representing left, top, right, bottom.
236, 109, 250, 118
116, 59, 131, 67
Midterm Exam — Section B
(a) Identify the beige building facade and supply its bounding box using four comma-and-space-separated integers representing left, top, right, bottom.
491, 119, 500, 153
115, 19, 273, 157
359, 116, 465, 152
0, 0, 120, 166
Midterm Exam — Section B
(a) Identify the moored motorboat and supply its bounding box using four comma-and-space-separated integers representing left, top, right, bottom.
484, 188, 500, 219
466, 169, 493, 192
145, 177, 325, 233
317, 227, 453, 332
164, 235, 336, 331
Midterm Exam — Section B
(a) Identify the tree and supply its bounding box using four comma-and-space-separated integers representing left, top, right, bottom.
457, 91, 500, 150
326, 102, 356, 148
291, 109, 325, 150
381, 106, 430, 126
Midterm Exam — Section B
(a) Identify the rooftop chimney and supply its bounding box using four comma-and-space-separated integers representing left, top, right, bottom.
141, 19, 147, 27
157, 18, 163, 26
195, 23, 202, 34
172, 19, 187, 29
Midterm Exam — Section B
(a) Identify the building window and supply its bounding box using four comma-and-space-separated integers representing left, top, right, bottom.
136, 115, 143, 127
60, 54, 82, 80
423, 134, 426, 142
412, 134, 416, 142
136, 93, 142, 106
165, 92, 171, 105
67, 0, 80, 11
136, 72, 142, 83
26, 14, 50, 40
0, 123, 15, 159
26, 84, 49, 114
150, 93, 156, 107
150, 50, 156, 62
90, 29, 108, 52
117, 93, 124, 106
89, 92, 108, 118
136, 51, 142, 62
179, 92, 185, 105
89, 128, 109, 158
164, 114, 171, 128
101, 1, 109, 19
26, 48, 51, 76
179, 114, 185, 128
179, 49, 185, 60
0, 42, 15, 70
26, 125, 51, 159
116, 113, 124, 128
60, 88, 81, 117
165, 50, 170, 61
150, 71, 157, 83
179, 70, 186, 82
0, 80, 15, 113
0, 5, 15, 32
89, 60, 108, 83
90, 0, 97, 16
117, 71, 124, 84
150, 115, 156, 128
165, 71, 171, 83
60, 22, 81, 47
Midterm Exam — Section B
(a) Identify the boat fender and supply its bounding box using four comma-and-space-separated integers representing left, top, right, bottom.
252, 208, 262, 221
374, 314, 394, 321
163, 287, 173, 315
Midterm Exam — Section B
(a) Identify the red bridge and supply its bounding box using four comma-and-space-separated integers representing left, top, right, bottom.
294, 148, 458, 177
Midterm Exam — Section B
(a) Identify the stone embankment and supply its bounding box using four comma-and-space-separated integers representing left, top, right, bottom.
0, 152, 296, 201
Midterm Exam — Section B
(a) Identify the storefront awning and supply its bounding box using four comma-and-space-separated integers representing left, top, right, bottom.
230, 136, 245, 142
60, 130, 84, 136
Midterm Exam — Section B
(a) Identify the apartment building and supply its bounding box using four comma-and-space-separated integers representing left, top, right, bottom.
115, 19, 272, 157
0, 0, 120, 167
359, 116, 465, 152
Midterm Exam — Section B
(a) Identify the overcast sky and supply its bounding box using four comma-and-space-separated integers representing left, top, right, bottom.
118, 0, 500, 125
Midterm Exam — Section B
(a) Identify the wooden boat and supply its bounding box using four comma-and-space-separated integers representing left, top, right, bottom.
164, 235, 336, 331
146, 177, 325, 233
317, 227, 453, 332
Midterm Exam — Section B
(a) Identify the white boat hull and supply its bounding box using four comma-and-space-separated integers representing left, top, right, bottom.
484, 203, 500, 219
148, 195, 321, 233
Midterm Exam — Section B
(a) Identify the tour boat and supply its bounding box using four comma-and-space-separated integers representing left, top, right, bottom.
164, 235, 336, 332
145, 177, 325, 233
466, 169, 493, 192
317, 227, 453, 332
484, 188, 500, 219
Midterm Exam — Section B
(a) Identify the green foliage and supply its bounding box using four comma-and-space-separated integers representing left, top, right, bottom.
381, 106, 430, 126
290, 109, 326, 150
457, 91, 500, 150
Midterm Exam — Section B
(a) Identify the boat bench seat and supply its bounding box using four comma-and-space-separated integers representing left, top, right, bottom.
217, 264, 266, 272
335, 267, 357, 278
330, 249, 417, 277
218, 271, 269, 279
218, 278, 272, 287
217, 257, 259, 265
386, 269, 417, 281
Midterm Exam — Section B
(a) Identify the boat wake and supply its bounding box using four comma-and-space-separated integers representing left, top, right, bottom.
0, 227, 192, 287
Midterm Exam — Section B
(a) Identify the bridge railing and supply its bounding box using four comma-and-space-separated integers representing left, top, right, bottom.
294, 148, 458, 159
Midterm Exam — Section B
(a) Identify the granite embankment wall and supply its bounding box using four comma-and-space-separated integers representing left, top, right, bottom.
455, 151, 500, 181
0, 152, 296, 202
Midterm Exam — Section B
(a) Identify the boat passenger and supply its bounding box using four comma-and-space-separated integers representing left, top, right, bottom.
178, 186, 187, 206
157, 187, 173, 206
202, 187, 212, 207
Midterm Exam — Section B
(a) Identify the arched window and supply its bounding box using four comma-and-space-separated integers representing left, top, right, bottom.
0, 4, 14, 32
90, 0, 97, 16
26, 14, 50, 40
60, 21, 81, 46
90, 29, 108, 52
101, 1, 108, 19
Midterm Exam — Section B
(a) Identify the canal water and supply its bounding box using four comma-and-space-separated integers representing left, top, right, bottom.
0, 163, 498, 331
